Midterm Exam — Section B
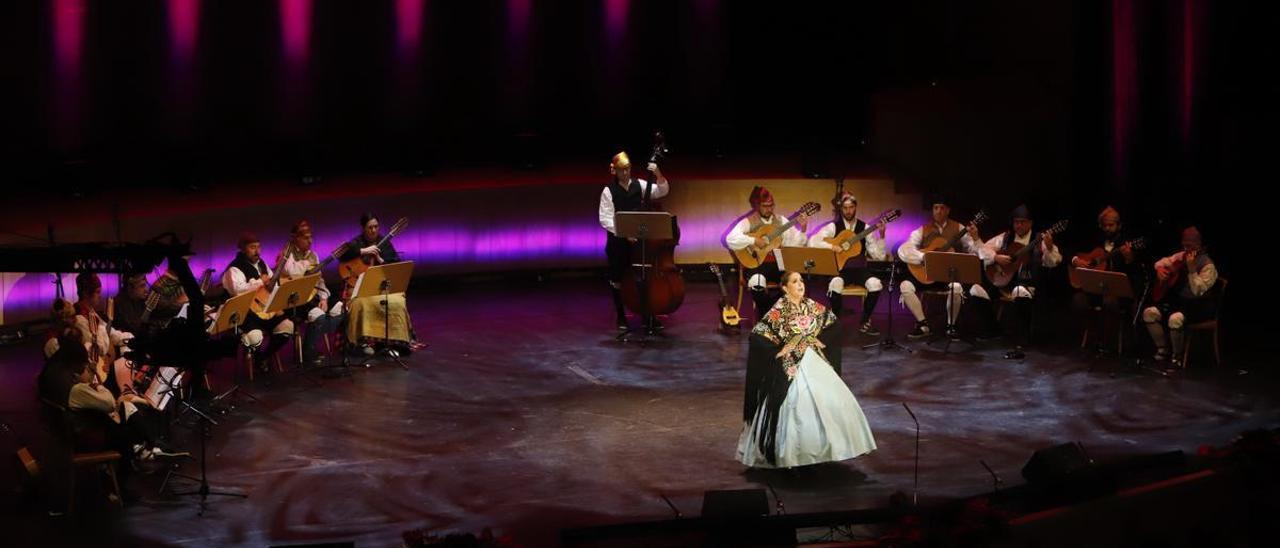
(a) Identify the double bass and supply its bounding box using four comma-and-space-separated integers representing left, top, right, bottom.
618, 132, 685, 320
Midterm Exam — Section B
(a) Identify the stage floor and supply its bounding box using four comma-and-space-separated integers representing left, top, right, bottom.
1, 277, 1276, 546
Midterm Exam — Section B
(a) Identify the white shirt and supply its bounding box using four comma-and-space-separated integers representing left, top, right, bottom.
222, 259, 273, 297
725, 214, 809, 266
598, 178, 670, 235
1155, 251, 1218, 297
807, 218, 887, 261
983, 231, 1062, 268
898, 222, 992, 266
73, 307, 132, 359
280, 251, 331, 303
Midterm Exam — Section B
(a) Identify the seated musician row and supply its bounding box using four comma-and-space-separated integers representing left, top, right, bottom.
62, 212, 417, 389
723, 189, 1218, 364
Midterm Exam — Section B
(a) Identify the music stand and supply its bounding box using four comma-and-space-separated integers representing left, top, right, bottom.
351, 261, 415, 369
863, 259, 913, 353
778, 246, 839, 278
1075, 268, 1134, 300
924, 251, 983, 348
210, 290, 256, 338
1075, 268, 1144, 374
165, 290, 253, 514
206, 290, 261, 403
613, 212, 674, 342
264, 274, 324, 382
144, 366, 183, 412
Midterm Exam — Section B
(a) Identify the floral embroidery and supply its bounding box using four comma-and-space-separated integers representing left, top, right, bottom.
753, 297, 837, 380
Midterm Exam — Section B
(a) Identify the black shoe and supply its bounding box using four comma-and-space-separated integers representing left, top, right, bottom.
1003, 348, 1026, 360
858, 321, 881, 337
946, 326, 961, 341
907, 321, 930, 339
616, 317, 629, 332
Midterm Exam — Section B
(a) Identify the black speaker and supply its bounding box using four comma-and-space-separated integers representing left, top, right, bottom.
701, 488, 769, 518
701, 489, 793, 546
1022, 442, 1095, 484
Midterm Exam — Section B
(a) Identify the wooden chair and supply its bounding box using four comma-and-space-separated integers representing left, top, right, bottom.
1181, 278, 1227, 368
39, 398, 124, 514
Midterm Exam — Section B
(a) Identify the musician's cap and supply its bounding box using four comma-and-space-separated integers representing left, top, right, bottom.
749, 186, 775, 207
833, 191, 857, 208
611, 152, 631, 170
1098, 206, 1120, 225
237, 231, 260, 249
1011, 204, 1032, 221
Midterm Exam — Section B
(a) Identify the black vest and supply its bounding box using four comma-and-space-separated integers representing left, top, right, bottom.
607, 178, 649, 213
835, 217, 867, 235
229, 252, 266, 282
999, 230, 1043, 284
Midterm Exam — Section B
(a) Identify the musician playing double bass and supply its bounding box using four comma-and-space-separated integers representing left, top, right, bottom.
598, 151, 670, 332
339, 213, 416, 355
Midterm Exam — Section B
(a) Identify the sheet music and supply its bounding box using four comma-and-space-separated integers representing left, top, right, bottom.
144, 366, 182, 411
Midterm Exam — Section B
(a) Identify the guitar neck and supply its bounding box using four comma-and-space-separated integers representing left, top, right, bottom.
1012, 236, 1040, 258
767, 217, 802, 240
715, 275, 729, 299
1103, 240, 1138, 264
850, 223, 879, 243
198, 269, 214, 295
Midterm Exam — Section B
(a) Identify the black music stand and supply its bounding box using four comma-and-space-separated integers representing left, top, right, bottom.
924, 251, 983, 351
614, 211, 673, 343
163, 291, 254, 514
863, 259, 913, 353
1075, 268, 1150, 375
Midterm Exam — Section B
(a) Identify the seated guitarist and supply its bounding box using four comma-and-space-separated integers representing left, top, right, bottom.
71, 273, 136, 394
896, 194, 989, 339
222, 232, 295, 366
339, 213, 415, 355
807, 191, 887, 335
1142, 226, 1218, 366
725, 186, 809, 320
972, 204, 1061, 359
278, 220, 346, 365
1070, 206, 1143, 353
